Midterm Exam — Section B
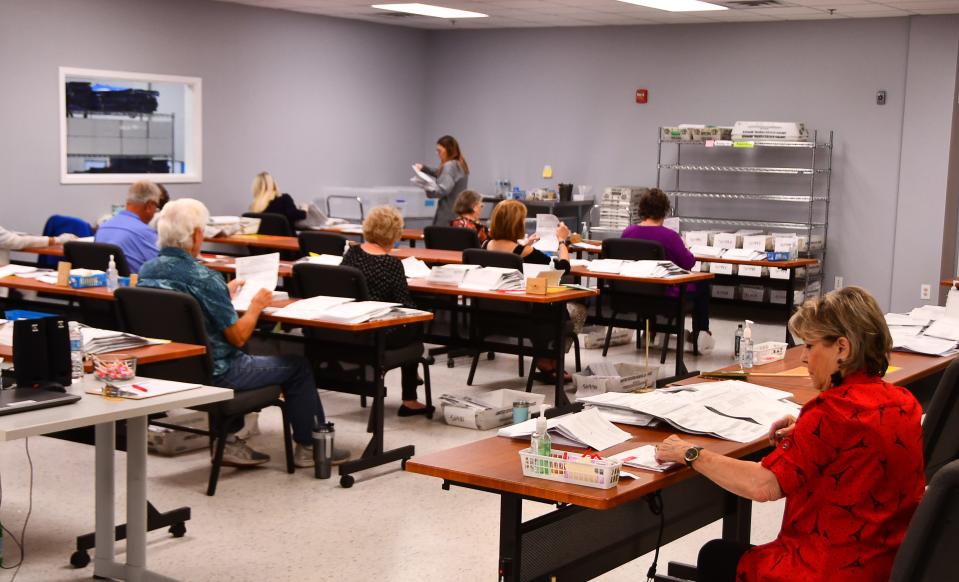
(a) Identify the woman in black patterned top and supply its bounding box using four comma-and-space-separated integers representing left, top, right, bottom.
342, 206, 432, 416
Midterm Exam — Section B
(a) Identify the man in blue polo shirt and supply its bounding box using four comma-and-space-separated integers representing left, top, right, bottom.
95, 180, 161, 272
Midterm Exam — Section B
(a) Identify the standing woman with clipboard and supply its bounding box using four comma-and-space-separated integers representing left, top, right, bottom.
413, 135, 469, 226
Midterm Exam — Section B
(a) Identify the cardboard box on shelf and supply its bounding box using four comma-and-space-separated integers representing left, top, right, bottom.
442, 389, 547, 430
740, 285, 767, 303
578, 325, 634, 349
738, 264, 765, 278
769, 267, 791, 280
743, 235, 773, 252
713, 232, 741, 250
710, 262, 736, 276
712, 284, 736, 300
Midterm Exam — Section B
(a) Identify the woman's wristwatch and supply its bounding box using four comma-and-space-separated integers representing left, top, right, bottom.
684, 446, 704, 467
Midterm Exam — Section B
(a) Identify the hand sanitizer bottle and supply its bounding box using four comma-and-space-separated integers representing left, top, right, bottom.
740, 320, 754, 369
106, 254, 119, 291
530, 404, 551, 474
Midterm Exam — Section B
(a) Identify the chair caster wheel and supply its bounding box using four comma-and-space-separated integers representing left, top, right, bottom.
169, 522, 187, 538
340, 474, 355, 488
447, 359, 455, 368
70, 549, 91, 569
487, 351, 495, 360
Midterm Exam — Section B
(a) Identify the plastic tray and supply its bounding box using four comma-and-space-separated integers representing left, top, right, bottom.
753, 341, 788, 365
519, 448, 621, 489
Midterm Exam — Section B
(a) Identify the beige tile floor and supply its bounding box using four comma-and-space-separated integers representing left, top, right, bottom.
0, 317, 791, 581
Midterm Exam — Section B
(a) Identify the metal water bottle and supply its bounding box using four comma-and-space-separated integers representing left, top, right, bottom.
313, 422, 335, 479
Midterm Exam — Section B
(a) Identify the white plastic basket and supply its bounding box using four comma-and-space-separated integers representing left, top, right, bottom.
753, 341, 788, 365
519, 448, 621, 489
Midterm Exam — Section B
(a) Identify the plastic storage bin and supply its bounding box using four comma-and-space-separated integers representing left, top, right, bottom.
519, 448, 622, 489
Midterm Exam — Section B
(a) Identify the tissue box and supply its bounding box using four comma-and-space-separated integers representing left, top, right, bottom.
573, 363, 659, 400
442, 389, 546, 430
578, 325, 634, 349
148, 410, 209, 456
69, 272, 107, 288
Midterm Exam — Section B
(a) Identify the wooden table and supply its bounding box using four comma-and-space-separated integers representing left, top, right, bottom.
256, 302, 434, 487
0, 341, 205, 367
203, 228, 424, 253
408, 279, 595, 407
407, 347, 948, 581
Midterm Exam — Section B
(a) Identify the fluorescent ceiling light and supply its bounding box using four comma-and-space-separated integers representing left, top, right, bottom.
372, 3, 488, 19
616, 0, 728, 12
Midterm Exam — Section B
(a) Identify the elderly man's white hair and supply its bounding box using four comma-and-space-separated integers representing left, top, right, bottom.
157, 198, 209, 251
127, 180, 162, 206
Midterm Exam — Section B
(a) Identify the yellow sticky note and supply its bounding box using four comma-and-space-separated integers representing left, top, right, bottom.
542, 165, 553, 179
733, 141, 755, 148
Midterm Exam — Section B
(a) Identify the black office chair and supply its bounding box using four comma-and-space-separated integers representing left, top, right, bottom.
599, 238, 699, 360
462, 249, 580, 392
62, 241, 131, 330
888, 458, 959, 582
292, 263, 433, 415
114, 287, 294, 496
922, 358, 959, 481
63, 241, 132, 276
242, 212, 298, 260
298, 231, 348, 256
422, 226, 480, 367
424, 226, 479, 251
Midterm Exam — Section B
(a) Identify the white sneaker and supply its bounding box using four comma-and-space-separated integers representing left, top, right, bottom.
218, 437, 270, 467
235, 412, 261, 440
696, 331, 715, 354
294, 443, 352, 468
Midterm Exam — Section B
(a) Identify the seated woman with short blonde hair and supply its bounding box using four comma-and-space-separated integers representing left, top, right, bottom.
341, 206, 432, 416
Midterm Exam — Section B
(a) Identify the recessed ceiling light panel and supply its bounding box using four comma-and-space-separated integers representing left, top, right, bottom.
371, 3, 488, 19
617, 0, 729, 12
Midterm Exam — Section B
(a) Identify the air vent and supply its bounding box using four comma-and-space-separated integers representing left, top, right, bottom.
722, 0, 785, 8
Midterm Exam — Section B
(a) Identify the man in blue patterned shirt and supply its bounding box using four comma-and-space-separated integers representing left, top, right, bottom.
139, 199, 348, 468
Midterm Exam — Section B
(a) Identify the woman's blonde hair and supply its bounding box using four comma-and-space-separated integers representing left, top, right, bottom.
250, 171, 279, 213
363, 206, 404, 248
788, 286, 892, 377
489, 200, 527, 242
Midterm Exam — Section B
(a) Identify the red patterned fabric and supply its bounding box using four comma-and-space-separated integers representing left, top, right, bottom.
737, 371, 925, 581
449, 217, 488, 244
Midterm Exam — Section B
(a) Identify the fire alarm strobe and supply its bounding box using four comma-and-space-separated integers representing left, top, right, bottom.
635, 89, 648, 104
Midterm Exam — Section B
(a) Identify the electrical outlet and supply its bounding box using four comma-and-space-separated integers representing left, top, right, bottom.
834, 276, 844, 290
921, 284, 931, 300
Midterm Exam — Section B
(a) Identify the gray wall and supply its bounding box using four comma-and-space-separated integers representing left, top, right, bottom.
0, 0, 429, 227
424, 16, 959, 311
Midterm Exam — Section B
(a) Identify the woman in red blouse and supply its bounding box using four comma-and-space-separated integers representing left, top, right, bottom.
449, 190, 488, 244
655, 286, 924, 582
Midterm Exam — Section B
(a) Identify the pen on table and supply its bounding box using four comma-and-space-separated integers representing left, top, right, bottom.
131, 384, 149, 393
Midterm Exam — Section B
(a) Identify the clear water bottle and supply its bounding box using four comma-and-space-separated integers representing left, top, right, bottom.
69, 321, 84, 380
733, 324, 744, 360
106, 254, 119, 292
740, 320, 754, 370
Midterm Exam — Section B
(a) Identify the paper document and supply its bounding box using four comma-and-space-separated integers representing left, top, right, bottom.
232, 253, 280, 311
722, 248, 766, 261
85, 377, 202, 399
79, 325, 160, 355
302, 254, 343, 266
575, 243, 602, 252
690, 245, 724, 258
587, 259, 624, 274
923, 318, 959, 342
0, 265, 37, 278
411, 165, 437, 190
498, 408, 631, 451
893, 334, 958, 356
608, 445, 678, 472
427, 264, 477, 285
401, 256, 431, 279
885, 313, 929, 327
946, 287, 959, 319
533, 214, 560, 253
460, 267, 524, 291
313, 301, 400, 324
522, 263, 553, 278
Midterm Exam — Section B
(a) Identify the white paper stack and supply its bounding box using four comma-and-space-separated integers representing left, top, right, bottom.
298, 254, 343, 266
0, 265, 38, 278
722, 248, 767, 261
690, 245, 724, 258
587, 259, 624, 274
401, 256, 431, 279
315, 301, 400, 324
497, 407, 632, 451
270, 295, 354, 320
460, 267, 524, 291
620, 260, 687, 279
79, 326, 160, 355
533, 214, 560, 253
428, 264, 479, 285
232, 253, 280, 311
